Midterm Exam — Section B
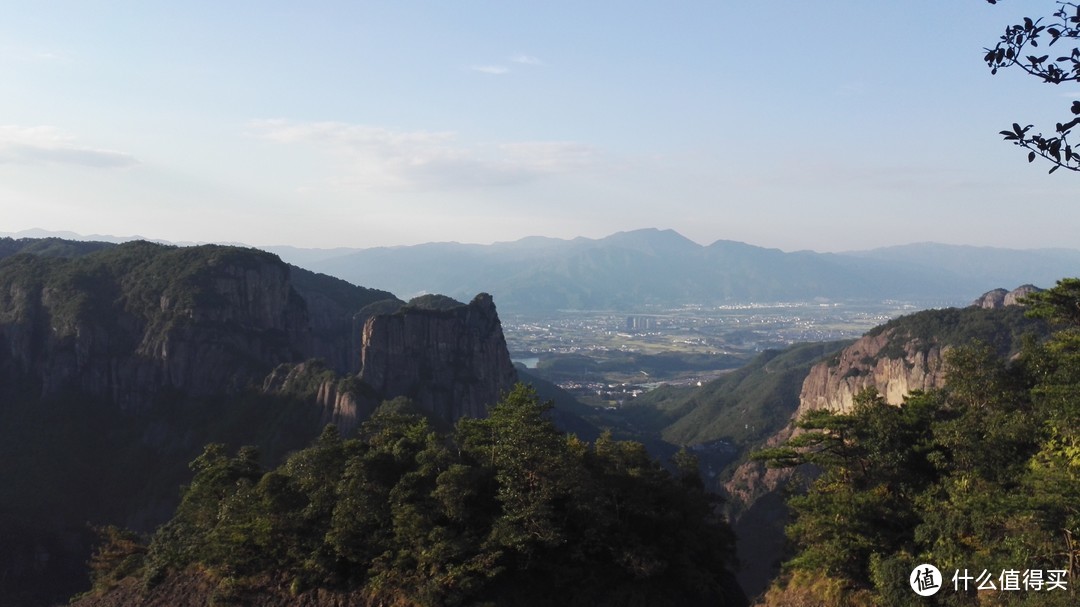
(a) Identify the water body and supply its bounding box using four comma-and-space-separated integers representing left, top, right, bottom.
512, 357, 539, 369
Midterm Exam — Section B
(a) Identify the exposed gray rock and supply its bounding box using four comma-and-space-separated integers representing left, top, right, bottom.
0, 242, 516, 426
972, 288, 1008, 309
971, 284, 1043, 309
358, 293, 518, 424
1005, 284, 1042, 307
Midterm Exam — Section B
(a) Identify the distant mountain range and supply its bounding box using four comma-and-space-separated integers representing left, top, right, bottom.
6, 228, 1079, 313
271, 229, 1080, 312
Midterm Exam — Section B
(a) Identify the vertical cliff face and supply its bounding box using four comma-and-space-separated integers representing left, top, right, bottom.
286, 265, 400, 375
0, 240, 523, 607
0, 240, 518, 426
261, 361, 379, 434
0, 246, 315, 407
358, 293, 518, 423
726, 323, 952, 506
728, 303, 1046, 509
139, 260, 312, 400
797, 330, 947, 414
722, 301, 1050, 597
799, 287, 1044, 415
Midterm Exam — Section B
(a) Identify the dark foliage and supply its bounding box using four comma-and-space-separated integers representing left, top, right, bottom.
0, 238, 399, 606
756, 278, 1080, 605
628, 341, 851, 447
89, 385, 748, 606
865, 305, 1047, 359
985, 1, 1080, 173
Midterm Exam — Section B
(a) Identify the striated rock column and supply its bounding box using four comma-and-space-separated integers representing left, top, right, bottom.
358, 293, 518, 423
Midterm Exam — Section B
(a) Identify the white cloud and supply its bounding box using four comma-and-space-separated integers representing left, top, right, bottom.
0, 126, 138, 168
467, 55, 543, 75
510, 54, 544, 66
34, 51, 68, 62
498, 141, 598, 171
250, 120, 601, 191
470, 64, 509, 75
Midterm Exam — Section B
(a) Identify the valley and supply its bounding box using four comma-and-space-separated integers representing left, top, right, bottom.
503, 299, 935, 406
7, 1, 1080, 602
0, 234, 1072, 606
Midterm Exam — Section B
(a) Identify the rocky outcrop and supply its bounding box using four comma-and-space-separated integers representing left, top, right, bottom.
257, 292, 518, 429
971, 284, 1042, 309
722, 305, 1050, 598
0, 240, 519, 426
725, 320, 949, 516
797, 330, 947, 413
972, 288, 1008, 309
1004, 284, 1042, 306
287, 265, 400, 375
262, 361, 378, 433
358, 293, 518, 424
726, 306, 1044, 508
0, 240, 522, 607
0, 246, 311, 408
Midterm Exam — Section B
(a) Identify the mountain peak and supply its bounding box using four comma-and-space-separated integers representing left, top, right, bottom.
598, 228, 701, 252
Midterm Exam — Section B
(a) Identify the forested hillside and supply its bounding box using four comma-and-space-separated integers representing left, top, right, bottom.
75, 386, 748, 607
0, 238, 517, 606
627, 341, 851, 448
755, 280, 1080, 606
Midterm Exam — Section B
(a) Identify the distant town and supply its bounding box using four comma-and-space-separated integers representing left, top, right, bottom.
503, 299, 943, 405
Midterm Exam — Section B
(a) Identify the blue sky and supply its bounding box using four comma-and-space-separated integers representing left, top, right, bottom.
1, 1, 1078, 251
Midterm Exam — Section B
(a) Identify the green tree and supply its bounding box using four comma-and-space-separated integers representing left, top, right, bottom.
122, 385, 748, 606
458, 384, 579, 558
147, 444, 264, 568
757, 389, 941, 594
932, 343, 1037, 482
1020, 279, 1080, 583
86, 526, 147, 592
326, 404, 431, 577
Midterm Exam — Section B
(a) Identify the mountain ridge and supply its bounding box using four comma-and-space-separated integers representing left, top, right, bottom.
0, 238, 521, 606
11, 226, 1079, 258
10, 229, 1079, 314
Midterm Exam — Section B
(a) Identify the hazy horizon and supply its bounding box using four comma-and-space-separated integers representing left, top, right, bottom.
2, 2, 1078, 252
5, 225, 1080, 257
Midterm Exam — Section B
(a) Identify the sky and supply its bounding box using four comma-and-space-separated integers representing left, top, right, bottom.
1, 1, 1079, 252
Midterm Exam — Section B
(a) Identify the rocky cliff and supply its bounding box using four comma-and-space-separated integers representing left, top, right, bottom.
727, 301, 1046, 507
0, 239, 519, 607
0, 243, 313, 407
287, 265, 399, 375
797, 298, 1047, 415
971, 284, 1042, 309
0, 237, 516, 424
0, 240, 513, 425
721, 323, 947, 596
723, 298, 1050, 599
260, 361, 378, 433
358, 293, 518, 424
797, 330, 947, 414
